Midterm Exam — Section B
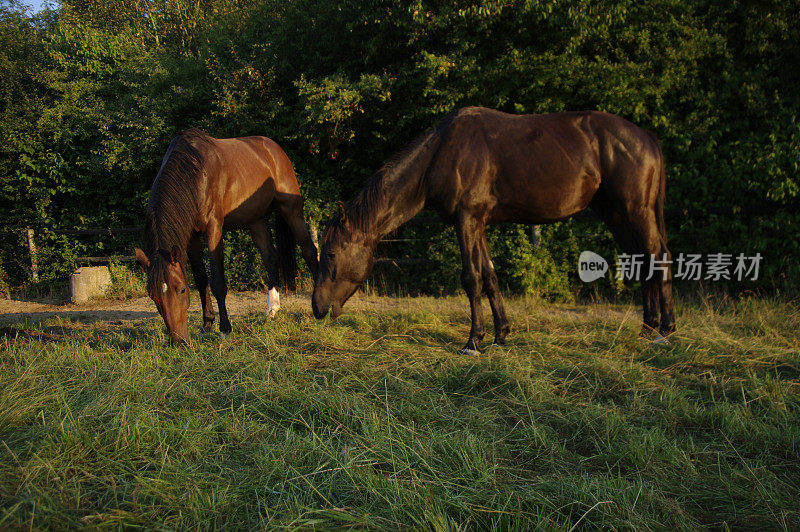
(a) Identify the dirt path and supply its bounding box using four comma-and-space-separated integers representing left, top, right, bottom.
0, 290, 431, 324
0, 291, 314, 323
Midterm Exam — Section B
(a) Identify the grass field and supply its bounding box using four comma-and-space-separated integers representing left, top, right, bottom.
1, 294, 799, 529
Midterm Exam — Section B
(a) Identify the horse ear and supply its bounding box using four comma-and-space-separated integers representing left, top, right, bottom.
134, 248, 150, 268
338, 201, 347, 224
169, 245, 181, 264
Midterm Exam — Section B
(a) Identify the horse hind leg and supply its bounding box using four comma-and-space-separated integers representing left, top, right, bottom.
592, 200, 660, 339
627, 214, 669, 340
656, 238, 676, 337
249, 220, 281, 317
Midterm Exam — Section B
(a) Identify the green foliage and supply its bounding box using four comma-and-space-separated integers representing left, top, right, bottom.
0, 257, 8, 298
106, 262, 146, 299
223, 231, 266, 292
489, 225, 573, 302
0, 0, 798, 294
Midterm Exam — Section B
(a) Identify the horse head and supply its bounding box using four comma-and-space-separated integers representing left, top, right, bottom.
312, 202, 374, 319
135, 246, 191, 345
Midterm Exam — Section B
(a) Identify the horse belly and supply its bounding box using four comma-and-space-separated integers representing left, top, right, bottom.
490, 154, 600, 224
221, 178, 276, 229
491, 177, 597, 224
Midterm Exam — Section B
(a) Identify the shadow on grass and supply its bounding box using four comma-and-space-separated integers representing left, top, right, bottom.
0, 310, 157, 323
0, 319, 158, 351
338, 312, 466, 347
635, 344, 800, 381
438, 360, 516, 399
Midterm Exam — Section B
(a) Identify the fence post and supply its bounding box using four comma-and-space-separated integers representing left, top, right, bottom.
531, 225, 541, 247
26, 228, 39, 282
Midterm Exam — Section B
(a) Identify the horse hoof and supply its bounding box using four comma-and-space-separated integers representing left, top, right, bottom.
653, 333, 670, 345
460, 348, 481, 356
219, 331, 228, 339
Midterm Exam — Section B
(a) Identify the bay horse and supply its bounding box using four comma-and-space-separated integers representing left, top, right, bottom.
135, 128, 319, 345
312, 107, 675, 354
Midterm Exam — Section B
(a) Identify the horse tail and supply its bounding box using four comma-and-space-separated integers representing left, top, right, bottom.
275, 212, 297, 292
648, 130, 668, 243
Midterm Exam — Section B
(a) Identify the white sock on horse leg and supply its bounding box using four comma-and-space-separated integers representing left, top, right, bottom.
267, 287, 281, 317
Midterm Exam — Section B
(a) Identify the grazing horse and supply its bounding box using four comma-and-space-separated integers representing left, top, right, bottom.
312, 107, 675, 354
135, 128, 319, 345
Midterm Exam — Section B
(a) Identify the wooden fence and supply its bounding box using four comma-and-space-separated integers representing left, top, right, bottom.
13, 201, 800, 280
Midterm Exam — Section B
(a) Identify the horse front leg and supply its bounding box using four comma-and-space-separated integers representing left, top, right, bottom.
188, 233, 214, 333
207, 223, 232, 337
477, 236, 511, 345
456, 215, 486, 355
277, 197, 319, 279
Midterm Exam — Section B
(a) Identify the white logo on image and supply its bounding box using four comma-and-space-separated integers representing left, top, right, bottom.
578, 251, 609, 282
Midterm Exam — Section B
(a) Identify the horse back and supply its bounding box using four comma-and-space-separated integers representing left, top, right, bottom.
427, 108, 661, 224
192, 134, 301, 229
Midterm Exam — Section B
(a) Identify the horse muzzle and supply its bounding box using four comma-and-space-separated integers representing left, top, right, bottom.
166, 324, 191, 347
168, 333, 190, 347
312, 292, 330, 319
312, 293, 344, 319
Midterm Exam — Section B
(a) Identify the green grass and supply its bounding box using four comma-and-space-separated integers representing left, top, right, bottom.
1, 295, 799, 529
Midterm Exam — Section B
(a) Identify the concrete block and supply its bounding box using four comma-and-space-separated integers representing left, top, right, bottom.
70, 266, 113, 304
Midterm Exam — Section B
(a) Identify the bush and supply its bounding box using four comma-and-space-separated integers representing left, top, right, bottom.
0, 0, 797, 295
106, 262, 146, 300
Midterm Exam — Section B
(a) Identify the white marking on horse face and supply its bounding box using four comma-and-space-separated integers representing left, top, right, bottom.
162, 282, 168, 293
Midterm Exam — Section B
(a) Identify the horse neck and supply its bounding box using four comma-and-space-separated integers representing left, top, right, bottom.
355, 129, 443, 242
369, 170, 427, 241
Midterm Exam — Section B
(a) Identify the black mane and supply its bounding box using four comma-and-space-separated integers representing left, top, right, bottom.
143, 128, 211, 289
323, 113, 454, 246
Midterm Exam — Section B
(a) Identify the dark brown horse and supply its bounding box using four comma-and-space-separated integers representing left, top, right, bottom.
135, 129, 319, 345
312, 107, 675, 354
